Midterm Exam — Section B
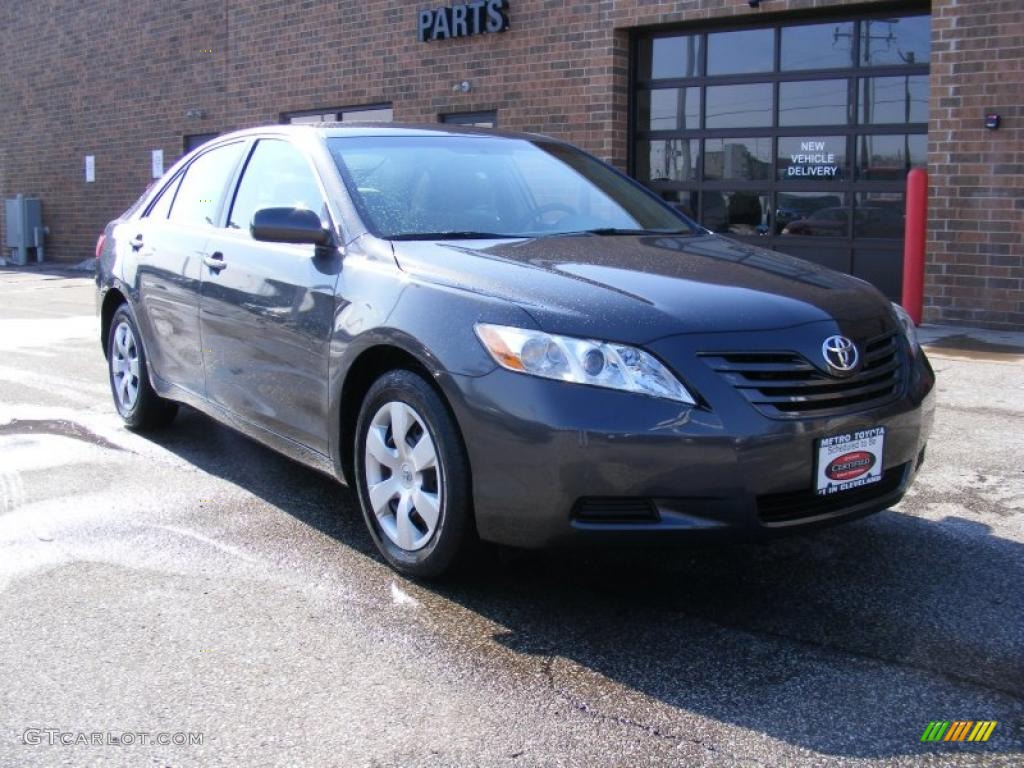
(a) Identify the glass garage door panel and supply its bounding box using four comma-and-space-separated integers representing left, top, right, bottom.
857, 135, 927, 180
776, 192, 849, 237
632, 12, 930, 299
700, 191, 770, 236
637, 88, 701, 131
860, 17, 930, 67
781, 21, 854, 70
638, 35, 702, 79
777, 136, 848, 180
705, 138, 773, 181
855, 192, 905, 239
778, 80, 849, 127
860, 76, 929, 124
637, 139, 700, 183
707, 29, 774, 75
706, 84, 774, 129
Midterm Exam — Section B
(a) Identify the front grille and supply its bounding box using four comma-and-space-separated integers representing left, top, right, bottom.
757, 464, 907, 524
700, 332, 904, 418
573, 498, 659, 524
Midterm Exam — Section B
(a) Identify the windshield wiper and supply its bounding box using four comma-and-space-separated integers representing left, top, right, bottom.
535, 227, 695, 238
389, 231, 525, 241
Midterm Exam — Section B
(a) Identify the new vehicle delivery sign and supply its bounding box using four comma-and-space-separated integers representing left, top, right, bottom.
785, 140, 841, 178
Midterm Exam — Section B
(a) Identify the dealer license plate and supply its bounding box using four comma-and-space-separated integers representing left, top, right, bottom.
816, 427, 885, 496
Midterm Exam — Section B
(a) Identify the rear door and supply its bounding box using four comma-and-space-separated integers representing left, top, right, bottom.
134, 141, 246, 395
200, 137, 341, 453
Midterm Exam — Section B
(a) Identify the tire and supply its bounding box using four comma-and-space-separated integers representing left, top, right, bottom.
107, 303, 178, 430
354, 369, 474, 578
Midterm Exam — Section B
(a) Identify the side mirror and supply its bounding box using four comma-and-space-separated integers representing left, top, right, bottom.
251, 207, 332, 247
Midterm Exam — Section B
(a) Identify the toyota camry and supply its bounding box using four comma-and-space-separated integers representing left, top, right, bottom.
96, 125, 935, 577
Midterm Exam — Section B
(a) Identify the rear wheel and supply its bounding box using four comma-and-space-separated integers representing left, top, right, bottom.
354, 369, 473, 578
107, 304, 178, 430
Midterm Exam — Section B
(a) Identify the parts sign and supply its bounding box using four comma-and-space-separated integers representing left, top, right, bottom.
418, 1, 509, 42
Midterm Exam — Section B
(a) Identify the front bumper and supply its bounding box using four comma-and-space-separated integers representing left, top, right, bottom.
441, 325, 936, 549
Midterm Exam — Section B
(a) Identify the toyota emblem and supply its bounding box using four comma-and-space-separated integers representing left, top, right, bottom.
822, 335, 859, 374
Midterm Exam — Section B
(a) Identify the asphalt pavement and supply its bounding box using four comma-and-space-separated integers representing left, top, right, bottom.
0, 268, 1021, 767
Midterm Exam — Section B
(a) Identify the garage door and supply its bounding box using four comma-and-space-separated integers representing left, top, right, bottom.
632, 12, 930, 298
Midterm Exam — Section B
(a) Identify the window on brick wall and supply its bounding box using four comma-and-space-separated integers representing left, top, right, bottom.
441, 111, 498, 128
632, 11, 930, 299
284, 104, 394, 124
184, 133, 219, 153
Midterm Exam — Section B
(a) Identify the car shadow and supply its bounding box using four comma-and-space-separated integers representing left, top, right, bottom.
148, 406, 1024, 760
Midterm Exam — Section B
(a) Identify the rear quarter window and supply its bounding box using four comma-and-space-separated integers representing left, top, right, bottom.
143, 174, 183, 220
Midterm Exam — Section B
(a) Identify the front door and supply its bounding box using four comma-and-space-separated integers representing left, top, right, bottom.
200, 138, 340, 453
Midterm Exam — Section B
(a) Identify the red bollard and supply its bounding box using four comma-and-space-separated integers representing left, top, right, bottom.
901, 167, 928, 326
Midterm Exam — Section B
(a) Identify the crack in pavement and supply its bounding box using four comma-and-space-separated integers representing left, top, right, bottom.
537, 655, 749, 765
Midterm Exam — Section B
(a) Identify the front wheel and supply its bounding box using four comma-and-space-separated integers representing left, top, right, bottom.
107, 304, 178, 430
354, 369, 474, 578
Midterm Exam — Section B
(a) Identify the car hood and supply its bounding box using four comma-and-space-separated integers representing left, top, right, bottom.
390, 233, 894, 343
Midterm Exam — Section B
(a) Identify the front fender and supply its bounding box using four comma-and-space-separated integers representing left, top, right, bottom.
326, 246, 537, 479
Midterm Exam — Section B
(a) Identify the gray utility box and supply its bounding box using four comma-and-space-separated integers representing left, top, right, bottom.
5, 195, 45, 265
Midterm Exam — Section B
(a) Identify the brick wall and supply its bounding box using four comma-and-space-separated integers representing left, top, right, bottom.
925, 0, 1023, 329
0, 0, 1020, 328
0, 1, 230, 267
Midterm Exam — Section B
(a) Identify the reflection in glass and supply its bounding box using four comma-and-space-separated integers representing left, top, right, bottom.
861, 16, 930, 66
777, 192, 847, 236
860, 76, 929, 123
341, 108, 394, 122
777, 137, 847, 181
707, 29, 774, 75
705, 83, 773, 129
704, 138, 772, 181
700, 191, 770, 236
781, 22, 854, 70
638, 88, 701, 131
856, 193, 905, 238
779, 79, 849, 126
639, 35, 701, 79
658, 190, 698, 220
856, 134, 927, 179
636, 139, 700, 183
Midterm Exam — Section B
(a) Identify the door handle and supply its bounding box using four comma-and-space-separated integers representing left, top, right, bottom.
130, 234, 144, 251
203, 252, 226, 271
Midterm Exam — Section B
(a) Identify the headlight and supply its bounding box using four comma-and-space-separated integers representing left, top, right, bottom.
474, 323, 696, 405
891, 302, 920, 352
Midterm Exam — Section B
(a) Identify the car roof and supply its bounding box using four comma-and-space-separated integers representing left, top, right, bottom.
211, 122, 566, 145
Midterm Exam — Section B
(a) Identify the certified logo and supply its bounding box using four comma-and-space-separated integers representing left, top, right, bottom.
826, 450, 875, 481
822, 335, 859, 374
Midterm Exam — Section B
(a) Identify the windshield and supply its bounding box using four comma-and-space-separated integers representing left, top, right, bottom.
327, 135, 699, 240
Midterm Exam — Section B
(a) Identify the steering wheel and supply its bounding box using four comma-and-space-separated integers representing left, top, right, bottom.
525, 203, 577, 231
